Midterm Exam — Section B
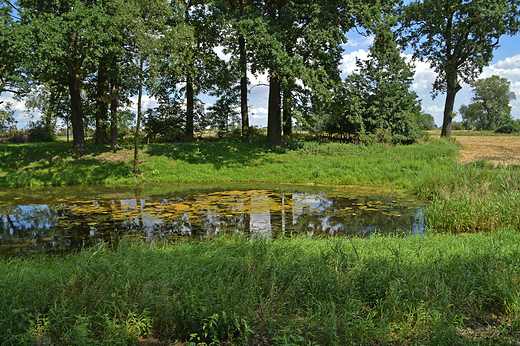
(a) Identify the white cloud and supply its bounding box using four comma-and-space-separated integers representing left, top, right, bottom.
249, 107, 267, 119
340, 49, 369, 77
490, 54, 520, 70
344, 36, 374, 48
127, 94, 159, 114
406, 56, 437, 93
426, 105, 443, 114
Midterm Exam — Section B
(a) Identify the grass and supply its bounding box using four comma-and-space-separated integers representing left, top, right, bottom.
2, 134, 520, 344
0, 137, 460, 189
2, 135, 520, 233
2, 231, 520, 345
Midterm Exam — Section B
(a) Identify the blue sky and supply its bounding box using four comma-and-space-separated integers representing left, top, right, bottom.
3, 29, 520, 130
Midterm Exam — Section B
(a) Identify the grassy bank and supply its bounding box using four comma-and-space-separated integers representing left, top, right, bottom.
2, 232, 520, 345
0, 137, 459, 189
1, 137, 520, 233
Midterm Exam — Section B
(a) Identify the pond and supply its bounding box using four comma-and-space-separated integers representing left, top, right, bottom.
0, 183, 425, 256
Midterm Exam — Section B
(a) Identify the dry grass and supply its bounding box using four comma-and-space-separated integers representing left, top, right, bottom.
456, 136, 520, 166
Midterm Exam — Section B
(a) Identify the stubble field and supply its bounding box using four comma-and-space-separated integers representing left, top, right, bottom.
456, 135, 520, 165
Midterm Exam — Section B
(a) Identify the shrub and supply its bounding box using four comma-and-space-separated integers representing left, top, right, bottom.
495, 117, 520, 134
26, 121, 56, 142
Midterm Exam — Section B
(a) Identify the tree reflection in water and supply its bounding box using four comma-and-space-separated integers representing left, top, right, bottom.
0, 183, 425, 256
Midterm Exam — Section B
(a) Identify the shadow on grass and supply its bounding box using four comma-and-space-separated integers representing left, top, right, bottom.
0, 142, 134, 186
145, 138, 289, 169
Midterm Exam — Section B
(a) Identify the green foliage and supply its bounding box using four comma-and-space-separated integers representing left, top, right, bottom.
143, 106, 185, 142
0, 2, 29, 97
451, 121, 465, 131
2, 232, 520, 344
0, 102, 16, 133
25, 120, 56, 142
323, 18, 421, 144
24, 84, 70, 131
460, 75, 517, 131
399, 0, 520, 136
495, 117, 520, 134
415, 111, 436, 130
206, 91, 240, 137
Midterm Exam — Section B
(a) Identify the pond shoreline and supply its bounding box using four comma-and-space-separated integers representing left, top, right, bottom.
1, 182, 425, 257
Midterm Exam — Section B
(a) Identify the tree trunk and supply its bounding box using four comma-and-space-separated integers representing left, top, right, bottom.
267, 74, 282, 146
440, 72, 462, 138
110, 81, 119, 150
68, 73, 85, 150
134, 58, 144, 174
239, 0, 249, 142
45, 86, 55, 130
186, 74, 194, 140
95, 63, 109, 145
239, 36, 249, 142
283, 87, 292, 136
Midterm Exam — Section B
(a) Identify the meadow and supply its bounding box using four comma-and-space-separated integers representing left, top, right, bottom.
1, 133, 520, 345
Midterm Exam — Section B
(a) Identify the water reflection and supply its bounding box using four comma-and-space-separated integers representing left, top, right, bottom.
0, 183, 425, 256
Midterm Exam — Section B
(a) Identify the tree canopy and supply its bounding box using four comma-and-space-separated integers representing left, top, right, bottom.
398, 0, 520, 138
460, 75, 517, 131
3, 0, 519, 148
321, 8, 422, 144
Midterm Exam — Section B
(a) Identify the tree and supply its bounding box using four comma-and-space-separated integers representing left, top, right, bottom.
415, 111, 436, 130
0, 1, 28, 99
399, 0, 520, 138
17, 0, 113, 149
245, 0, 354, 146
216, 0, 251, 141
125, 0, 182, 174
459, 75, 516, 131
323, 12, 421, 144
24, 84, 70, 133
0, 102, 16, 133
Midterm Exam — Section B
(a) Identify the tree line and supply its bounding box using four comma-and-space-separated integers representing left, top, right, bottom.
0, 0, 519, 149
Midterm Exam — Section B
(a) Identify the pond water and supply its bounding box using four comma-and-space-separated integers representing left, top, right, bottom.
0, 183, 425, 256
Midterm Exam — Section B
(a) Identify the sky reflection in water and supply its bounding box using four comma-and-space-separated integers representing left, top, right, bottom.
0, 183, 425, 256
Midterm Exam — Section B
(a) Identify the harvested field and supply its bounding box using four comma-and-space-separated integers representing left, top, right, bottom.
455, 136, 520, 165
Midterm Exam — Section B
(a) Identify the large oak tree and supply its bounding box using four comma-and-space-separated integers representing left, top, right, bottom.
17, 0, 113, 149
399, 0, 520, 138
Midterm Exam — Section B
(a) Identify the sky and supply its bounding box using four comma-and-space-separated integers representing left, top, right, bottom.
3, 29, 520, 130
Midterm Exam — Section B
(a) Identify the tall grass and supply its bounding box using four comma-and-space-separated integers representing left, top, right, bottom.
0, 138, 460, 189
2, 232, 520, 345
419, 160, 520, 233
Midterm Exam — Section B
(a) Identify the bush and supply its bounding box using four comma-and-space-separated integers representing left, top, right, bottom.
26, 121, 56, 142
451, 121, 465, 130
0, 121, 55, 143
495, 117, 520, 134
143, 109, 185, 142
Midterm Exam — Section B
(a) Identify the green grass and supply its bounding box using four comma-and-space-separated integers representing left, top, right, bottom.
2, 232, 520, 345
2, 137, 520, 344
0, 137, 461, 189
